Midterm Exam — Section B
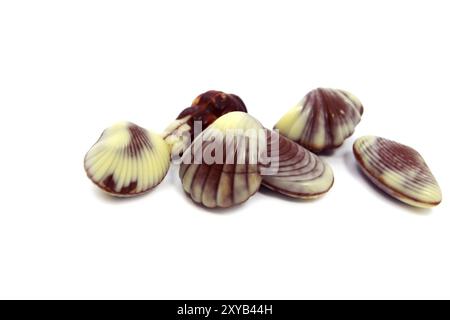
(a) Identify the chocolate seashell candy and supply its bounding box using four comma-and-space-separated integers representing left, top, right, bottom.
274, 88, 363, 153
179, 112, 264, 208
353, 136, 442, 208
164, 90, 247, 157
179, 111, 335, 208
84, 122, 171, 197
260, 130, 334, 199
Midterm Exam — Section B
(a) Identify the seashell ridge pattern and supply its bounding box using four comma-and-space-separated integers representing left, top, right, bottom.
179, 112, 264, 208
260, 130, 334, 199
274, 88, 363, 153
84, 122, 171, 197
353, 136, 442, 208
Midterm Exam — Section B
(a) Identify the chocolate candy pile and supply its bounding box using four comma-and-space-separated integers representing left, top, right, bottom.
84, 89, 442, 209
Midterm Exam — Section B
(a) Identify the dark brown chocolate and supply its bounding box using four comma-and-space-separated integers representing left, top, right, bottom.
177, 90, 247, 140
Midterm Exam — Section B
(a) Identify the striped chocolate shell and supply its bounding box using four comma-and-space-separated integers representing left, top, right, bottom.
353, 136, 442, 208
163, 90, 247, 157
274, 88, 363, 153
260, 130, 334, 199
179, 112, 264, 208
84, 122, 171, 197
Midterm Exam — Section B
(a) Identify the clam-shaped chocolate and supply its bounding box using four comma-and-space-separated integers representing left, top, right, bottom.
84, 122, 171, 197
274, 88, 363, 153
260, 130, 334, 199
353, 136, 442, 208
163, 90, 247, 157
179, 112, 264, 208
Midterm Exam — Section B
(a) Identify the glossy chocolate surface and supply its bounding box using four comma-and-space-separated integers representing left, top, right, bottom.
261, 130, 334, 198
353, 136, 442, 208
164, 91, 248, 158
275, 88, 363, 153
84, 122, 171, 197
179, 112, 263, 208
177, 90, 247, 139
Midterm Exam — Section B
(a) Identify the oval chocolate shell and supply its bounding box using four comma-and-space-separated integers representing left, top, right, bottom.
353, 136, 442, 208
260, 130, 334, 199
274, 88, 363, 153
84, 122, 171, 197
179, 112, 264, 208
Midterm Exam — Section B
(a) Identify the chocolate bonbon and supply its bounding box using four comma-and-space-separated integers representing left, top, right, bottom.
84, 122, 170, 196
164, 90, 247, 157
179, 112, 335, 207
274, 88, 363, 153
83, 88, 441, 211
353, 136, 442, 208
179, 112, 264, 208
260, 130, 334, 199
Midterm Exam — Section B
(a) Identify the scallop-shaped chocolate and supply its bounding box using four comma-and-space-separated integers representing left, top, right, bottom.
179, 112, 264, 208
164, 90, 247, 157
260, 130, 334, 199
353, 136, 442, 208
274, 88, 363, 153
84, 122, 171, 197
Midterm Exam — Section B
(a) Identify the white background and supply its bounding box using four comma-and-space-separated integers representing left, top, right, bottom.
0, 0, 449, 299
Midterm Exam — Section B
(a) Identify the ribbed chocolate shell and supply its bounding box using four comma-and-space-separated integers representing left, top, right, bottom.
180, 155, 262, 209
353, 136, 442, 208
274, 88, 363, 153
260, 130, 334, 198
84, 122, 171, 197
179, 112, 264, 208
